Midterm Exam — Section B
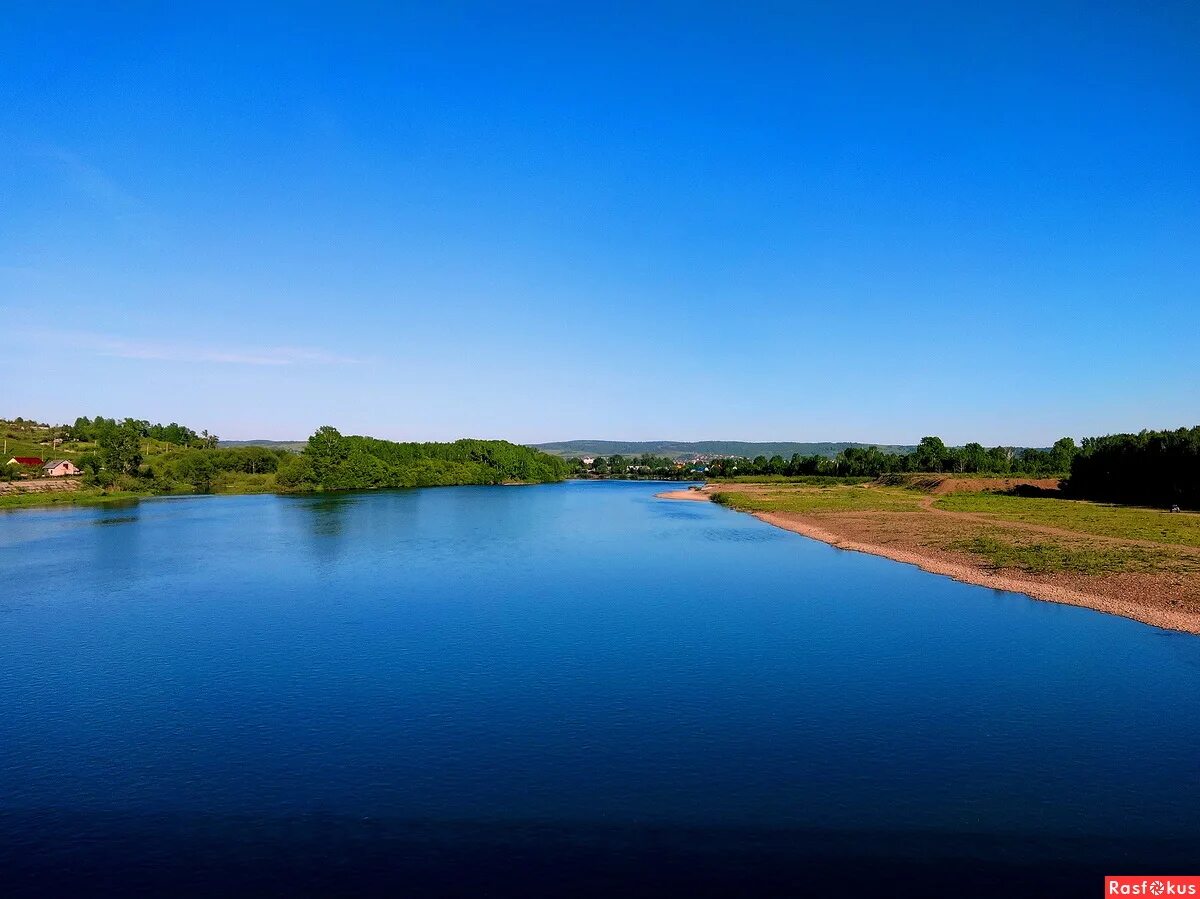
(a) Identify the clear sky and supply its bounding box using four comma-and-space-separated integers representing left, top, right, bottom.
2, 3, 1197, 445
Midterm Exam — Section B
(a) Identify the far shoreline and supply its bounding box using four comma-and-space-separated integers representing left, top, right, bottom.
658, 485, 1200, 636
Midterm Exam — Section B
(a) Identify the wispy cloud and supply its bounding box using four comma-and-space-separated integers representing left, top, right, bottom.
39, 146, 145, 214
23, 329, 367, 367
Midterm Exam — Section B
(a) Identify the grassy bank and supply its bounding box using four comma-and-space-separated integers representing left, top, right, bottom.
0, 490, 146, 511
688, 479, 1200, 632
707, 481, 1200, 578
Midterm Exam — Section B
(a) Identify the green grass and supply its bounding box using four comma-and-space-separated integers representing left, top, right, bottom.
0, 469, 279, 511
712, 485, 924, 514
707, 475, 874, 485
950, 533, 1177, 575
0, 490, 145, 510
935, 492, 1200, 548
2, 436, 91, 461
212, 472, 278, 494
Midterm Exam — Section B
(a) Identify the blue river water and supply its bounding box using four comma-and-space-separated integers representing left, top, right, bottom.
1, 481, 1197, 896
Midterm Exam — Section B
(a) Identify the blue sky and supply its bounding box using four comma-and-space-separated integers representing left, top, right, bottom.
2, 2, 1197, 445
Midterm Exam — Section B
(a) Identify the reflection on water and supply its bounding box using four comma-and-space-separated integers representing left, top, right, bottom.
291, 491, 357, 538
91, 515, 140, 527
698, 525, 782, 543
656, 506, 708, 520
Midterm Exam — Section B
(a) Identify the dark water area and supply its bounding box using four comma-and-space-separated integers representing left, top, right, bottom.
2, 481, 1198, 896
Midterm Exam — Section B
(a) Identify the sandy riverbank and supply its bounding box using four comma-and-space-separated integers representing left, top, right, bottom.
657, 485, 1200, 635
655, 488, 712, 502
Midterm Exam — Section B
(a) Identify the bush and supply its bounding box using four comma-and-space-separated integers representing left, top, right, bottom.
276, 454, 314, 490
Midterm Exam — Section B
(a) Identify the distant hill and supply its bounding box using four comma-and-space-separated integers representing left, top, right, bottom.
220, 439, 307, 452
529, 440, 918, 460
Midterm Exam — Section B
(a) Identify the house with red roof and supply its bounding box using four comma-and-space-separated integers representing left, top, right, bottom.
7, 456, 44, 467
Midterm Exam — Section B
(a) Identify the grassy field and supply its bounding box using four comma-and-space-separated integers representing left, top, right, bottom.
934, 492, 1200, 548
712, 484, 924, 513
1, 436, 89, 461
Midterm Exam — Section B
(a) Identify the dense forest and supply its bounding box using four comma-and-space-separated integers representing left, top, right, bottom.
1066, 427, 1200, 508
275, 427, 571, 490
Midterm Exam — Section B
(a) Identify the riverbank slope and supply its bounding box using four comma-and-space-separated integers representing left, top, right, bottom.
660, 481, 1200, 634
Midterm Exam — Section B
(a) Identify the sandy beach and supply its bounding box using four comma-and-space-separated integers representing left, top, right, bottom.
658, 484, 1200, 635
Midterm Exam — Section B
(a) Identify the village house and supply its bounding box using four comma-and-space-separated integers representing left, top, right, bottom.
42, 459, 81, 477
7, 456, 44, 467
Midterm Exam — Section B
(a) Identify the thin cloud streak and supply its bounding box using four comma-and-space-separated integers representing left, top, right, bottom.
39, 146, 145, 213
22, 329, 367, 367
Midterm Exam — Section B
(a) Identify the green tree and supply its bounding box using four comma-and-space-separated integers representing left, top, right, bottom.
306, 426, 349, 485
1050, 437, 1077, 473
961, 442, 987, 473
176, 453, 218, 492
915, 436, 948, 471
987, 446, 1013, 474
77, 452, 103, 477
99, 422, 143, 475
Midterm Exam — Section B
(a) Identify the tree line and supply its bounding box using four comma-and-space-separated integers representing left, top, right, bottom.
69, 416, 220, 448
574, 428, 1200, 509
572, 436, 1079, 480
82, 441, 286, 491
708, 437, 1079, 478
81, 424, 572, 493
12, 414, 1197, 507
7, 415, 571, 495
275, 426, 571, 490
573, 454, 698, 480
